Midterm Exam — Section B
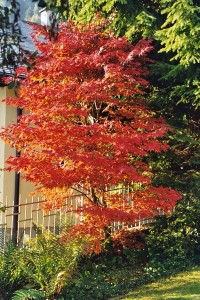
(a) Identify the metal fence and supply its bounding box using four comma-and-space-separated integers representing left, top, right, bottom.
0, 193, 82, 247
0, 190, 154, 248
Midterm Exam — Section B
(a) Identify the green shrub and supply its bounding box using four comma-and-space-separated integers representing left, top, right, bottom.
11, 228, 83, 299
145, 198, 200, 278
64, 247, 149, 299
62, 227, 150, 299
11, 289, 45, 300
0, 242, 26, 300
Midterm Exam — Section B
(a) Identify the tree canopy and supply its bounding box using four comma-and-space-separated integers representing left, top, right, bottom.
1, 21, 181, 252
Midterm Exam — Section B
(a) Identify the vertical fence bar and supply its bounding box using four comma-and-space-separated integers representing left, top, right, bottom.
30, 197, 33, 239
42, 204, 45, 233
47, 210, 50, 232
22, 198, 28, 244
0, 197, 6, 249
5, 197, 9, 246
36, 196, 40, 236
59, 206, 62, 234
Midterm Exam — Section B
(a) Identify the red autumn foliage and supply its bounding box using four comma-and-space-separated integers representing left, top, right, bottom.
112, 228, 148, 253
1, 20, 181, 253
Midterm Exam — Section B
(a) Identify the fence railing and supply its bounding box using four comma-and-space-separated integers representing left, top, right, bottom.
0, 190, 155, 248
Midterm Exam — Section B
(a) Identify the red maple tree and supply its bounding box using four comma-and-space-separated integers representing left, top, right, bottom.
1, 20, 181, 252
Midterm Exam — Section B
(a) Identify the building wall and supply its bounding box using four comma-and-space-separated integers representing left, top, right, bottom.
0, 87, 16, 209
0, 87, 36, 228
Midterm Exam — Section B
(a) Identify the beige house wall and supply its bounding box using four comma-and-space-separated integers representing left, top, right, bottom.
0, 87, 36, 228
0, 87, 16, 209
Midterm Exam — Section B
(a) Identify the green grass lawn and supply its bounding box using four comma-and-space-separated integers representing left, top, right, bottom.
110, 267, 200, 300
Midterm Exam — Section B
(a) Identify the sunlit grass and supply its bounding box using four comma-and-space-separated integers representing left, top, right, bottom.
111, 267, 200, 300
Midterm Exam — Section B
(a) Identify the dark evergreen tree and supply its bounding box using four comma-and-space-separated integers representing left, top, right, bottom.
0, 0, 23, 78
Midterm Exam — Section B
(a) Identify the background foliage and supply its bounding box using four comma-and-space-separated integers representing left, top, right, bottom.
146, 196, 200, 278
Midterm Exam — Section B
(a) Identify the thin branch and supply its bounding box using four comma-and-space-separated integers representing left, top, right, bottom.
71, 186, 94, 204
